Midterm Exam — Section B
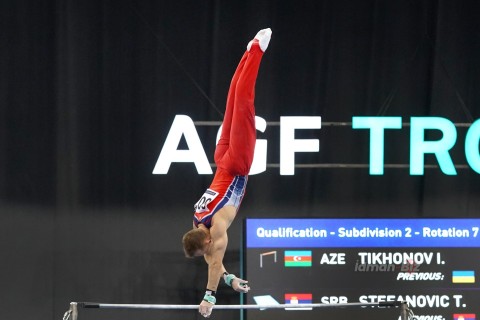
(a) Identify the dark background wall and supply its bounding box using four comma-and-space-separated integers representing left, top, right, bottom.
1, 0, 479, 319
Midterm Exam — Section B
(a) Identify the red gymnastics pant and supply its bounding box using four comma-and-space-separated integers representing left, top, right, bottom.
214, 43, 264, 176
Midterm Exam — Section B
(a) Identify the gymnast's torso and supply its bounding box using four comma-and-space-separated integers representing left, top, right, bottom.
193, 167, 248, 228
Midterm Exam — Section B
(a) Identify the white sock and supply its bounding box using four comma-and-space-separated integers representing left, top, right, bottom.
256, 28, 272, 52
247, 28, 272, 52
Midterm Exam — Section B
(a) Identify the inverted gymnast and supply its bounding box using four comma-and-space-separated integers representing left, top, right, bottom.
181, 28, 272, 318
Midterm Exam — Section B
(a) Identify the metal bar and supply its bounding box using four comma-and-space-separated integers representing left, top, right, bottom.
267, 163, 471, 169
194, 121, 223, 126
194, 121, 474, 127
208, 163, 471, 169
78, 301, 400, 310
400, 301, 410, 320
62, 302, 78, 320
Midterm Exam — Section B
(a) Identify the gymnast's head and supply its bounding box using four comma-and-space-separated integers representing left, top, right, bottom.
182, 227, 212, 258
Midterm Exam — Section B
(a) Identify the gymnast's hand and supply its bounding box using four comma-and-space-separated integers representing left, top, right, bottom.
231, 277, 250, 293
199, 300, 214, 318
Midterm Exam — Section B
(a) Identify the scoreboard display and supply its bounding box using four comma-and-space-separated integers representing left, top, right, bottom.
243, 218, 480, 320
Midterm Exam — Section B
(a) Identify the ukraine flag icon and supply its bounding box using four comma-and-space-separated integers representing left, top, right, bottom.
452, 270, 475, 284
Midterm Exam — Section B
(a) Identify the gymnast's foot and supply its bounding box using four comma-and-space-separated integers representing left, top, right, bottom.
247, 28, 272, 52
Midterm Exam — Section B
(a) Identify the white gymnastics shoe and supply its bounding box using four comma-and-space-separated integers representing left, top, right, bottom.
247, 28, 272, 52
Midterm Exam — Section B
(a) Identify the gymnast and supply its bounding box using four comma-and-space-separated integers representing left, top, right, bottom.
182, 28, 272, 318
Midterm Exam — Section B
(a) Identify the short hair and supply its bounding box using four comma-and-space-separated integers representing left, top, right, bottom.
182, 228, 207, 258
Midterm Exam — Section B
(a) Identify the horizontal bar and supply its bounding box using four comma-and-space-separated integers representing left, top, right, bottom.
209, 163, 471, 169
79, 301, 401, 310
195, 121, 474, 127
267, 163, 471, 169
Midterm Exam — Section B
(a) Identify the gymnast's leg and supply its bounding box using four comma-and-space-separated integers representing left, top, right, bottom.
215, 28, 272, 175
214, 51, 248, 165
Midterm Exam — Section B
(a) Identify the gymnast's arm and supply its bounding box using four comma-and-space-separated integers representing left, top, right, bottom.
204, 217, 229, 292
198, 219, 229, 317
204, 215, 250, 293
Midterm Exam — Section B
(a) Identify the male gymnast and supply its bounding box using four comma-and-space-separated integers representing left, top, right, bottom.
182, 28, 272, 318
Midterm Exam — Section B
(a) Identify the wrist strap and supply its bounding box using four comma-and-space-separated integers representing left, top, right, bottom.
224, 273, 236, 287
203, 291, 216, 305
